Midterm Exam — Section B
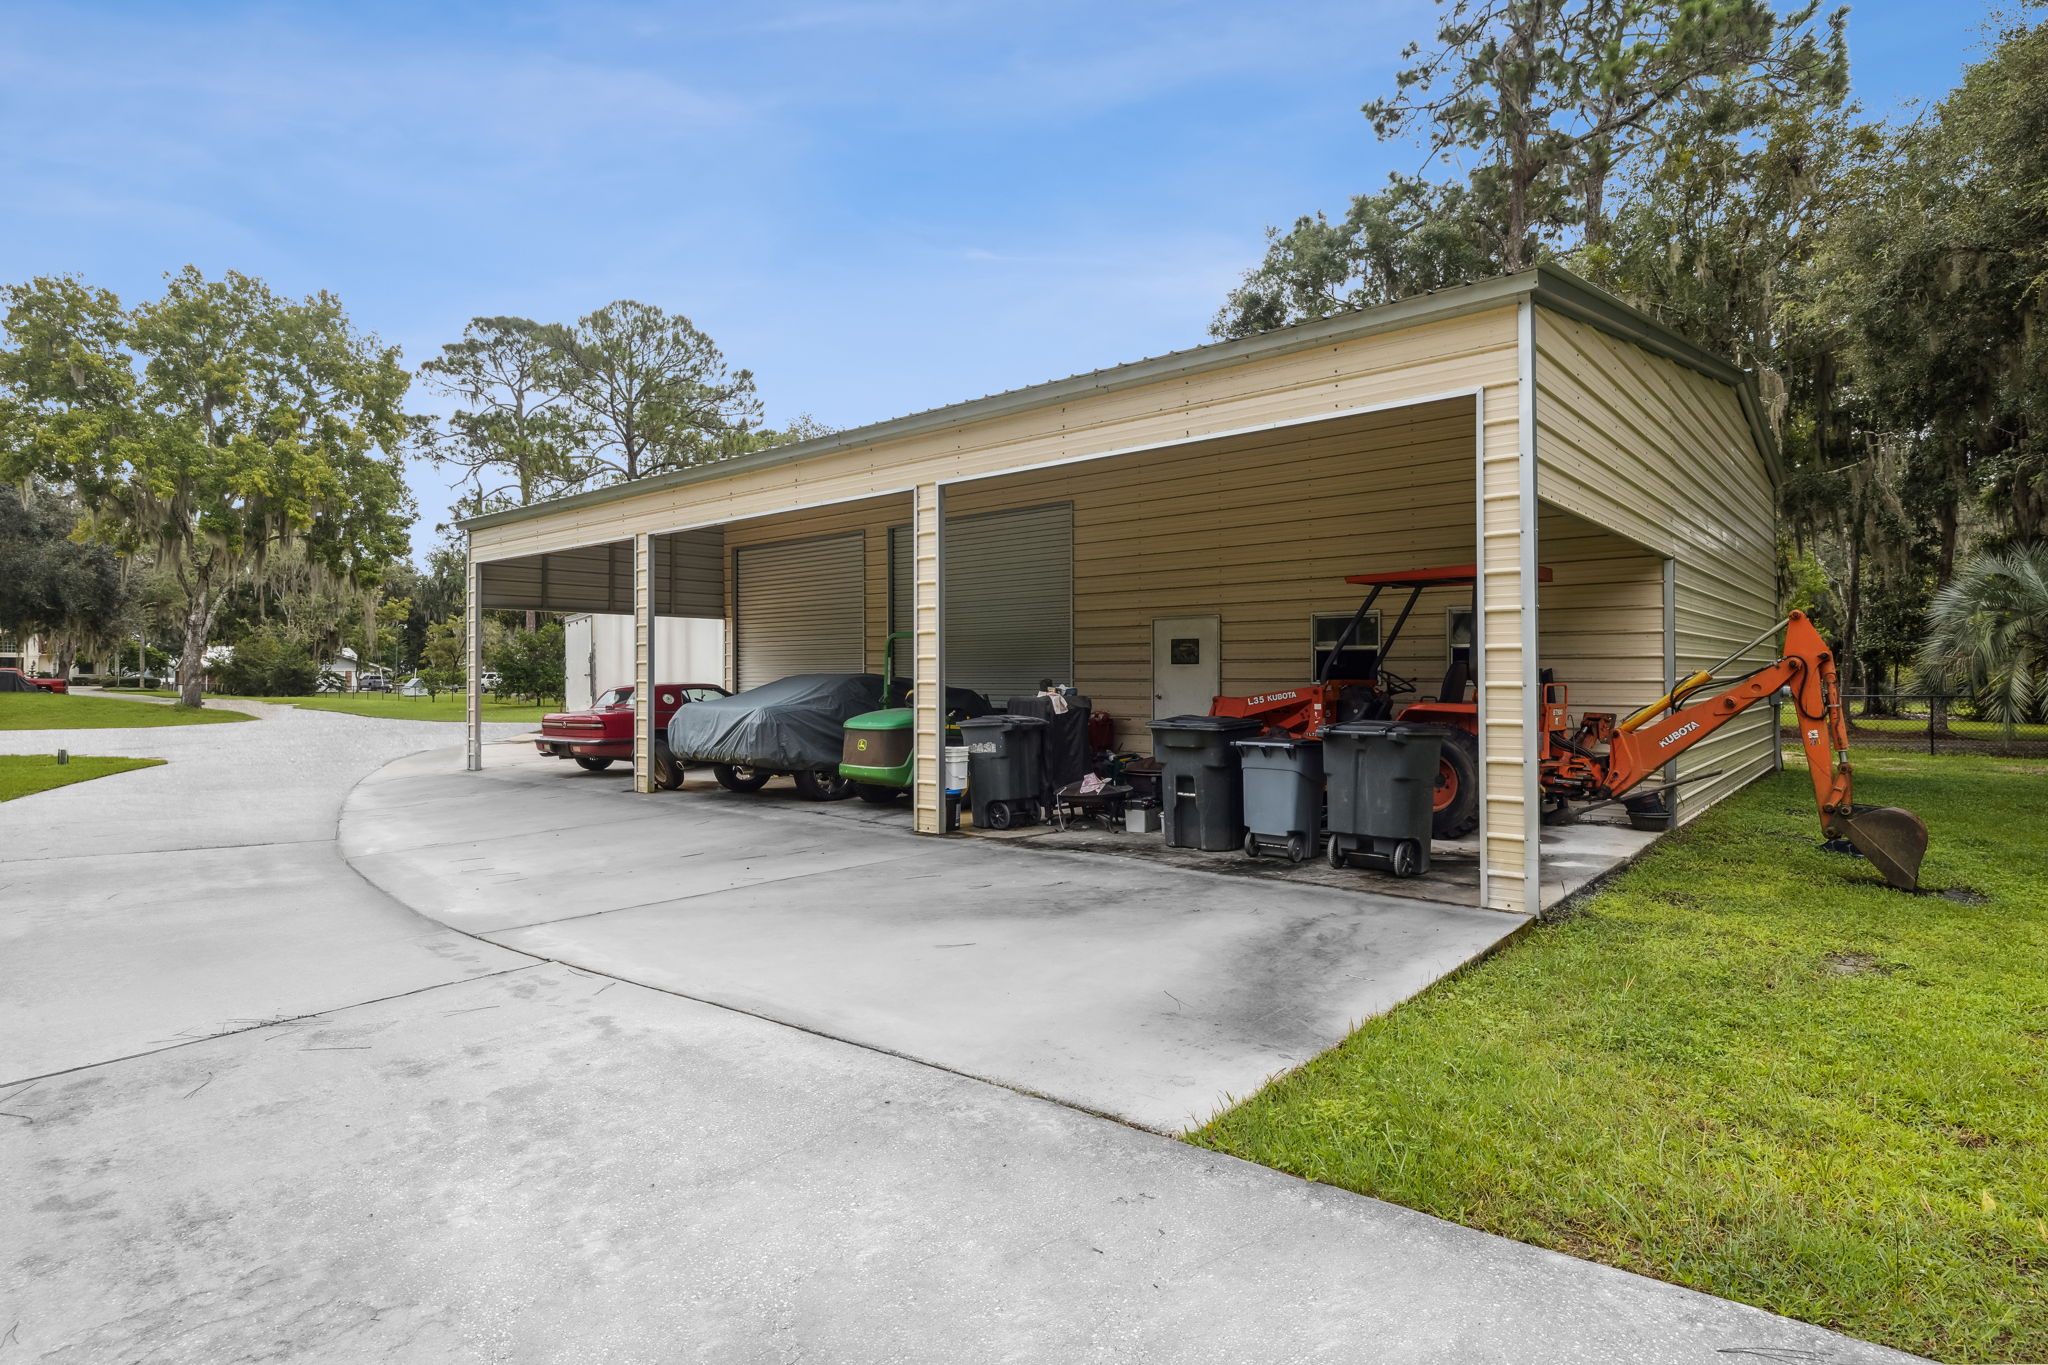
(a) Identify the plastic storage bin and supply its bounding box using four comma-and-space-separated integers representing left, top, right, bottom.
1145, 715, 1262, 851
958, 714, 1049, 830
1234, 736, 1324, 862
1322, 720, 1447, 877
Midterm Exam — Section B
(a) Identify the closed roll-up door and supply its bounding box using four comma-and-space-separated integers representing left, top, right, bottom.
734, 532, 863, 691
889, 503, 1073, 702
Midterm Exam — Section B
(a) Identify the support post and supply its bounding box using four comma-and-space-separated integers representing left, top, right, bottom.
1475, 305, 1541, 914
464, 547, 482, 773
632, 532, 655, 795
912, 483, 946, 833
1661, 556, 1678, 828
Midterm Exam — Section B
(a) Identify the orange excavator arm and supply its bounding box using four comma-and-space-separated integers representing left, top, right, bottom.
1596, 611, 1927, 890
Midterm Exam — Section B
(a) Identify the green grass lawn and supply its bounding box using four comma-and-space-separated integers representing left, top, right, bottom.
1192, 749, 2047, 1363
0, 691, 252, 730
279, 693, 553, 723
0, 753, 165, 800
99, 689, 551, 723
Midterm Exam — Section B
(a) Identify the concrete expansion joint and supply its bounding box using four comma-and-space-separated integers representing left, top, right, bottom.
0, 963, 550, 1089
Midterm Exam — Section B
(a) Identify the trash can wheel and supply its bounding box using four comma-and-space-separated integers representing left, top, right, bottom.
1242, 831, 1261, 859
1390, 839, 1423, 878
1286, 833, 1308, 863
1325, 837, 1348, 870
984, 800, 1014, 830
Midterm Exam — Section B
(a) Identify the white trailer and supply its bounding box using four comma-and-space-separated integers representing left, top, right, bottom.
563, 614, 726, 711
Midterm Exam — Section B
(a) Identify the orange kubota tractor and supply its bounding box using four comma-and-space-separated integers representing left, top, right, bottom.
1210, 564, 1929, 891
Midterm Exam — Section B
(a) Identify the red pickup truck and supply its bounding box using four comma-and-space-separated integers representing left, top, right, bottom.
536, 683, 729, 771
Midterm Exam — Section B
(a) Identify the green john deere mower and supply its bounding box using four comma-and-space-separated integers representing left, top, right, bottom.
838, 633, 989, 804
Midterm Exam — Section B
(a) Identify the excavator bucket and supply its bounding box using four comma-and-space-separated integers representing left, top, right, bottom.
1833, 805, 1929, 892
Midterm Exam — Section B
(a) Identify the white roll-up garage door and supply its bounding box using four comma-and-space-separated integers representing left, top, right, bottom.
889, 503, 1073, 704
734, 532, 864, 692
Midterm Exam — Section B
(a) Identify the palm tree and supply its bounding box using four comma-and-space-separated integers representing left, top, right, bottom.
1918, 546, 2048, 738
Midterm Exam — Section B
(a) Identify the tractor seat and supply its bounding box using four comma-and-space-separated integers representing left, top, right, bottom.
1435, 658, 1470, 705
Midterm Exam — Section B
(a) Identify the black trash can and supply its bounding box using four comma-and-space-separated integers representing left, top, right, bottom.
1323, 720, 1446, 877
959, 714, 1049, 830
1146, 715, 1262, 851
1006, 694, 1093, 789
1235, 737, 1324, 862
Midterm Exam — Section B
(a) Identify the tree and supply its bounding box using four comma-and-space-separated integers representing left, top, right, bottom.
1802, 12, 2047, 576
0, 483, 129, 678
1362, 0, 1845, 272
486, 621, 565, 702
1918, 546, 2048, 735
418, 317, 586, 507
553, 300, 761, 483
0, 268, 415, 707
1214, 176, 1501, 337
1217, 0, 1849, 340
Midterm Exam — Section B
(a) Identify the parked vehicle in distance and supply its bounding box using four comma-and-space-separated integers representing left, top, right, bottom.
0, 667, 65, 693
537, 683, 730, 778
357, 674, 392, 692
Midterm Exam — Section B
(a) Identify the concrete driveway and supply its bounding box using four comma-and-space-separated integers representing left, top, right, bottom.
342, 747, 1528, 1133
1, 705, 1921, 1363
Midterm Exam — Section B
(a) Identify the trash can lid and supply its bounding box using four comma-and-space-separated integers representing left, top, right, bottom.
958, 713, 1048, 730
1145, 714, 1264, 733
1232, 736, 1320, 752
1386, 722, 1452, 739
1322, 718, 1398, 737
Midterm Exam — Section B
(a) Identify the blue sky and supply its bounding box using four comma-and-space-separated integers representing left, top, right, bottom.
0, 0, 2003, 549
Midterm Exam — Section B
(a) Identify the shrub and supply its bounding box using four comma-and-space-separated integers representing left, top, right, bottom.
216, 633, 320, 697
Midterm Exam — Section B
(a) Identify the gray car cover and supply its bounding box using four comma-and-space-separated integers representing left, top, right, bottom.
0, 669, 44, 691
666, 673, 891, 770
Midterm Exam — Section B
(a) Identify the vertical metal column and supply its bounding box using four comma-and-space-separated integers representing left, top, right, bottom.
632, 533, 655, 795
1662, 556, 1679, 827
912, 484, 946, 834
464, 547, 482, 773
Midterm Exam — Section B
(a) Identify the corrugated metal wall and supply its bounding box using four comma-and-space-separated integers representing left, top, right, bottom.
1533, 310, 1777, 819
732, 532, 865, 691
888, 503, 1076, 703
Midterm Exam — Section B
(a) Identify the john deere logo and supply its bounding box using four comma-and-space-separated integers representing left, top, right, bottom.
856, 738, 868, 751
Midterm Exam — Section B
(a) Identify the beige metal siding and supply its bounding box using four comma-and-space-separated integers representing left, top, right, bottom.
945, 399, 1486, 752
1534, 309, 1777, 817
1536, 505, 1665, 720
469, 310, 1520, 563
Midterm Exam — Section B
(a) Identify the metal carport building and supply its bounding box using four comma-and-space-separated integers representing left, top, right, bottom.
458, 264, 1780, 917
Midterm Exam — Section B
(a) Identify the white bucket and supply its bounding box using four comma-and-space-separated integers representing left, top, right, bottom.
942, 744, 970, 793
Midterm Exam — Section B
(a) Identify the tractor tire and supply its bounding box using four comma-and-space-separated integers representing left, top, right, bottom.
572, 756, 614, 772
1431, 730, 1480, 840
854, 783, 904, 805
713, 764, 770, 793
792, 766, 854, 801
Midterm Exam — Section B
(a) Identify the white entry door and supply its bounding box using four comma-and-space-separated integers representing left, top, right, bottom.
1151, 615, 1220, 719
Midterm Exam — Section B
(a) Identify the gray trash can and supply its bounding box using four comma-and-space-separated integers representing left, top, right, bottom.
1146, 715, 1262, 851
959, 714, 1048, 831
1323, 720, 1446, 877
1235, 737, 1324, 862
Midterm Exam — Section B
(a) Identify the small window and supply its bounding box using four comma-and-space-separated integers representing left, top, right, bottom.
1311, 611, 1381, 681
1446, 606, 1474, 662
595, 686, 633, 708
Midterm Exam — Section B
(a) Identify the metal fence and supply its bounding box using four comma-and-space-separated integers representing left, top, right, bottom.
1779, 693, 2048, 756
